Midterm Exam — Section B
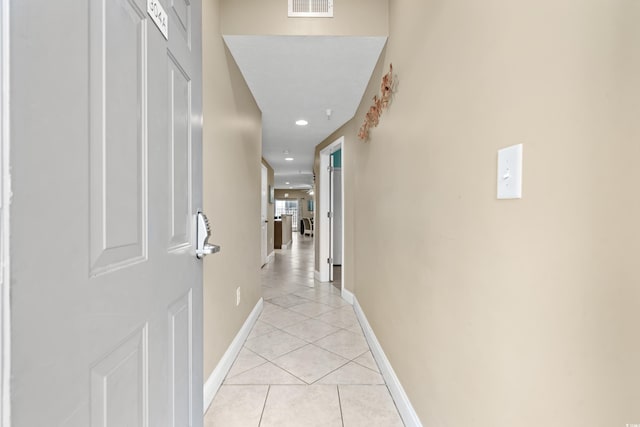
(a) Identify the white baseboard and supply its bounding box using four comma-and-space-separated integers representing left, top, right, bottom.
282, 240, 292, 249
341, 288, 354, 305
261, 252, 275, 268
353, 297, 423, 427
314, 270, 321, 281
203, 298, 263, 413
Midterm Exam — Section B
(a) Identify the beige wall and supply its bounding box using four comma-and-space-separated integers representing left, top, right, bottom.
262, 158, 275, 255
202, 0, 263, 381
318, 1, 640, 425
221, 0, 388, 36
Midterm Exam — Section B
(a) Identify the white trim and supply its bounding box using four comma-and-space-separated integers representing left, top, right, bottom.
353, 297, 423, 427
314, 270, 321, 282
261, 251, 275, 269
0, 0, 10, 423
202, 298, 263, 413
281, 240, 292, 249
341, 288, 354, 305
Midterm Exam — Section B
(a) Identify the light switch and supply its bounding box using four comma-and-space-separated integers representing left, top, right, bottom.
497, 144, 523, 199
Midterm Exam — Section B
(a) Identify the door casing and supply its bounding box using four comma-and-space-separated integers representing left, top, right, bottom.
318, 136, 344, 291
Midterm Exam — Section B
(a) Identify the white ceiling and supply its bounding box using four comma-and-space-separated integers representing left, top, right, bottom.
223, 35, 387, 189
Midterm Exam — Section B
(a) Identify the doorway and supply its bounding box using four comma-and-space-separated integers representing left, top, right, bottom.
318, 137, 345, 296
261, 164, 268, 266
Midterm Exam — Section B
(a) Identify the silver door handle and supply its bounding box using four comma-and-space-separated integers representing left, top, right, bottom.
197, 243, 220, 258
195, 211, 221, 259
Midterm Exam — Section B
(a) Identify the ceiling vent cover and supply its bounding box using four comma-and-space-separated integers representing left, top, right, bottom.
288, 0, 334, 17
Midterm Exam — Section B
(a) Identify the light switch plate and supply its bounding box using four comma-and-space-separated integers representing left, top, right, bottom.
497, 144, 523, 199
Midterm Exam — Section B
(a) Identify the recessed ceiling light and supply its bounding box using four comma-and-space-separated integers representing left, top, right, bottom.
295, 119, 308, 126
289, 187, 293, 189
285, 182, 290, 185
285, 157, 294, 161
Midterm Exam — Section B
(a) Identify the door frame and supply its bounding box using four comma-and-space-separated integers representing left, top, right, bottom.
260, 164, 268, 266
0, 0, 10, 422
318, 137, 344, 292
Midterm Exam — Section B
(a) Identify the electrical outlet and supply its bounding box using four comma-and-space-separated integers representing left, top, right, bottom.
236, 287, 241, 306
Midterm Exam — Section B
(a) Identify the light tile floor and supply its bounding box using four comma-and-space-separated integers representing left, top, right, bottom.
205, 234, 404, 427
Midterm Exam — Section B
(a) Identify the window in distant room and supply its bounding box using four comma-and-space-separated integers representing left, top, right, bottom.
275, 199, 299, 231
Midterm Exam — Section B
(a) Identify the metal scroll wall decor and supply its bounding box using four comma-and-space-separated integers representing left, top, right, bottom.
358, 63, 395, 141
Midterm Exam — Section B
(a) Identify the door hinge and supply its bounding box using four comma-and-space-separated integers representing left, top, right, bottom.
327, 166, 334, 172
327, 211, 333, 218
327, 258, 333, 264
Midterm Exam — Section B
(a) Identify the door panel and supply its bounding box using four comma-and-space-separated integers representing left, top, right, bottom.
168, 54, 192, 250
91, 326, 149, 427
169, 291, 193, 427
171, 0, 191, 46
9, 0, 203, 425
90, 0, 148, 275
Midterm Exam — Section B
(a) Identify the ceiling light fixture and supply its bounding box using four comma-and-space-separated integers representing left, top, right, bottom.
285, 182, 290, 185
285, 157, 294, 161
295, 119, 308, 126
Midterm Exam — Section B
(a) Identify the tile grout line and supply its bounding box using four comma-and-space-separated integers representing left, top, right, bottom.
304, 342, 370, 363
309, 359, 353, 385
337, 385, 345, 427
266, 342, 349, 384
257, 385, 271, 427
351, 357, 382, 374
272, 359, 330, 385
223, 361, 269, 383
249, 316, 370, 363
384, 383, 408, 427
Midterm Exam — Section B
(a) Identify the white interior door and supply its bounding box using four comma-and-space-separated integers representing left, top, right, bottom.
0, 2, 7, 420
332, 166, 343, 265
261, 164, 268, 265
329, 154, 335, 282
9, 0, 203, 425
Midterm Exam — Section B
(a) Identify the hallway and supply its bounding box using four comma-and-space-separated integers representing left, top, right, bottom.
204, 234, 404, 426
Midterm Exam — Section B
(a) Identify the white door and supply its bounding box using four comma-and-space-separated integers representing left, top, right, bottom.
261, 165, 268, 265
9, 0, 203, 426
329, 154, 335, 282
332, 167, 343, 265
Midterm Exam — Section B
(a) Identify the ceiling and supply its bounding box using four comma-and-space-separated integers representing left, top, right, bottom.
223, 35, 387, 189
